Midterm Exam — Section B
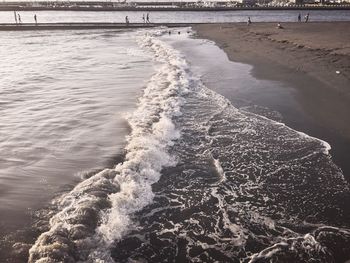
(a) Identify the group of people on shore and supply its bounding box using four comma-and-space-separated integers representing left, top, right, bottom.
12, 11, 311, 27
247, 13, 311, 27
298, 13, 310, 22
125, 13, 151, 25
13, 11, 37, 25
13, 11, 152, 26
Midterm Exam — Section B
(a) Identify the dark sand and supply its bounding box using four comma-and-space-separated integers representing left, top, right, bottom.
194, 22, 350, 181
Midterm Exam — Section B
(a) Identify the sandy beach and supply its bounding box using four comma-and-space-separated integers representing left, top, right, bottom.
194, 22, 350, 181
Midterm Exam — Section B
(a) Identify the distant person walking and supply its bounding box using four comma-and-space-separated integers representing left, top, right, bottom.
247, 17, 252, 25
142, 14, 145, 23
34, 14, 37, 25
305, 13, 309, 23
18, 14, 22, 24
146, 13, 150, 23
14, 11, 18, 24
125, 16, 129, 26
298, 13, 301, 22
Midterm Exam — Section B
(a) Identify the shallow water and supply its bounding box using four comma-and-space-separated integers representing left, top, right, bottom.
108, 29, 350, 263
171, 31, 350, 182
1, 27, 350, 262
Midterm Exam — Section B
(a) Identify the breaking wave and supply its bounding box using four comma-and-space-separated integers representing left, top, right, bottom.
28, 31, 190, 262
28, 29, 350, 263
110, 31, 350, 263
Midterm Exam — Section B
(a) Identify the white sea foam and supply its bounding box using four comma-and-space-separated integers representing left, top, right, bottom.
195, 76, 332, 160
28, 28, 343, 263
94, 31, 192, 244
213, 158, 226, 182
205, 83, 333, 156
241, 108, 332, 155
248, 228, 348, 263
28, 31, 193, 262
296, 130, 331, 154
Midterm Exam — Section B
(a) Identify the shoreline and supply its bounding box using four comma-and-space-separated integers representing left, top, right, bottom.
193, 22, 350, 182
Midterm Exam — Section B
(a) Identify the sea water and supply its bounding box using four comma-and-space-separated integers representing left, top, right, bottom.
1, 27, 350, 262
0, 28, 154, 260
0, 9, 350, 24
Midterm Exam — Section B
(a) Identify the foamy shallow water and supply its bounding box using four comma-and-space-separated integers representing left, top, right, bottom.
1, 28, 350, 262
108, 30, 350, 263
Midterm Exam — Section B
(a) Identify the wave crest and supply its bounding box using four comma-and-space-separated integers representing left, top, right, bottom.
29, 31, 191, 262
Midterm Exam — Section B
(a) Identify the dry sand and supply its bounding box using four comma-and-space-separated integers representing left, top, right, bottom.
193, 22, 350, 180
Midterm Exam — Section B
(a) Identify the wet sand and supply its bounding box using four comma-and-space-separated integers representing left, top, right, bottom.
193, 22, 350, 181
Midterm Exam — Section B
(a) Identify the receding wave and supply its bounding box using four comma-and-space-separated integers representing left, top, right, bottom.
29, 30, 350, 263
110, 31, 350, 262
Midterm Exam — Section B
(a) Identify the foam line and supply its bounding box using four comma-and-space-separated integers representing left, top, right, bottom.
28, 29, 192, 262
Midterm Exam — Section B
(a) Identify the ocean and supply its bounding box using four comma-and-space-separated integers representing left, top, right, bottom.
0, 14, 350, 263
0, 9, 350, 24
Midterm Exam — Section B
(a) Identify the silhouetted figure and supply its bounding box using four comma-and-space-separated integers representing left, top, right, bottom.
142, 14, 145, 23
34, 14, 37, 25
18, 14, 22, 24
298, 13, 301, 22
247, 17, 252, 25
14, 11, 18, 24
146, 13, 150, 23
125, 16, 129, 25
168, 31, 171, 35
305, 13, 309, 23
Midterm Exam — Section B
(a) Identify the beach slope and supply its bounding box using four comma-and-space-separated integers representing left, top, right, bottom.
194, 22, 350, 179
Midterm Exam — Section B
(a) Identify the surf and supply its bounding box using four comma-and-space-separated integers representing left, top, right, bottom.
28, 29, 350, 263
28, 30, 190, 262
